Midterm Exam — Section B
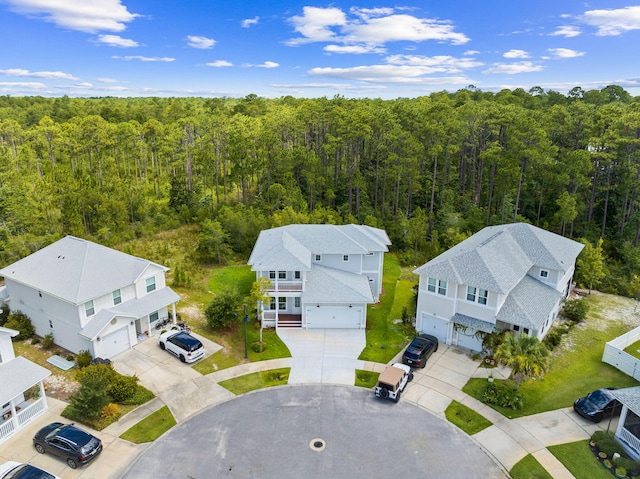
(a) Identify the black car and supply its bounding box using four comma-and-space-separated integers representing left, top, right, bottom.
33, 423, 102, 469
0, 461, 58, 479
573, 388, 622, 423
402, 334, 438, 368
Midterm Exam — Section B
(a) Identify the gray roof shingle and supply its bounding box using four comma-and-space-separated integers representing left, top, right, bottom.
496, 275, 562, 330
0, 356, 51, 405
610, 387, 640, 415
302, 264, 374, 303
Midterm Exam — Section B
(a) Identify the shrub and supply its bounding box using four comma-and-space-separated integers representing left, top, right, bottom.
68, 364, 115, 418
482, 330, 505, 357
100, 403, 121, 422
204, 286, 242, 329
76, 350, 92, 368
4, 310, 35, 340
108, 374, 139, 403
66, 354, 74, 362
543, 327, 569, 350
562, 298, 590, 322
595, 432, 625, 458
31, 337, 40, 345
0, 305, 9, 327
251, 342, 267, 353
614, 456, 638, 474
481, 382, 524, 410
41, 333, 55, 349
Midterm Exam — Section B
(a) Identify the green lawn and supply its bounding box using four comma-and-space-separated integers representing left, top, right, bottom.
444, 400, 492, 435
463, 295, 639, 418
119, 406, 177, 444
510, 454, 554, 479
218, 368, 290, 395
360, 254, 417, 363
355, 369, 379, 388
548, 441, 613, 479
207, 265, 255, 296
623, 338, 640, 360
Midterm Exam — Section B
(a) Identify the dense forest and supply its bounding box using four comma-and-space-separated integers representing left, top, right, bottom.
0, 86, 639, 296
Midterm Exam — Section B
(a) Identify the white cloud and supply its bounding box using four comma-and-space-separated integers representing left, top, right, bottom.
95, 34, 138, 47
308, 65, 471, 85
465, 50, 480, 56
242, 16, 259, 28
287, 7, 469, 49
0, 68, 78, 80
549, 25, 581, 37
96, 77, 119, 83
256, 61, 279, 68
324, 44, 385, 54
385, 54, 483, 72
0, 81, 47, 89
206, 60, 233, 67
483, 62, 543, 74
4, 0, 139, 33
187, 35, 216, 49
547, 48, 585, 59
503, 49, 530, 59
582, 6, 640, 36
112, 55, 175, 62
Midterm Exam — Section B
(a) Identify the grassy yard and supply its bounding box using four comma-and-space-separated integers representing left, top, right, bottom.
359, 254, 417, 363
624, 338, 640, 360
509, 454, 554, 479
444, 400, 492, 435
218, 368, 290, 395
355, 369, 379, 388
463, 294, 639, 418
548, 441, 614, 479
119, 406, 177, 444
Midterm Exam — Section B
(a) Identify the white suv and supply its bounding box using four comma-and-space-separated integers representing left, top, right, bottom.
374, 363, 413, 403
159, 330, 205, 363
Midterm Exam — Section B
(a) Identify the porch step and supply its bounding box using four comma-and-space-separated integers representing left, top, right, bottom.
278, 318, 302, 328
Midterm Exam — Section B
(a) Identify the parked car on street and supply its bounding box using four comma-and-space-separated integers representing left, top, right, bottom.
0, 461, 60, 479
374, 363, 413, 403
573, 388, 621, 423
33, 423, 102, 469
402, 334, 438, 368
159, 330, 205, 363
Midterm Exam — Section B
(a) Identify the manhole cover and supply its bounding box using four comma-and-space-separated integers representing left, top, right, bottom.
309, 438, 325, 451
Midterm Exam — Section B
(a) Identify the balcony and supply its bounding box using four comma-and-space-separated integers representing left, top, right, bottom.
266, 281, 303, 292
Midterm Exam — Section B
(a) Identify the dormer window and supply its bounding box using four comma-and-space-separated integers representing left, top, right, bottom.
146, 277, 156, 293
540, 270, 549, 278
85, 300, 95, 317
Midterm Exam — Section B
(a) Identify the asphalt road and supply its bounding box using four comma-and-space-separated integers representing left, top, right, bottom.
120, 385, 507, 479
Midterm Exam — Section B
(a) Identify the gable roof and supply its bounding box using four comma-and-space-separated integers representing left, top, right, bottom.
0, 236, 168, 305
248, 224, 391, 271
0, 356, 51, 405
496, 275, 562, 331
609, 387, 640, 415
413, 223, 583, 294
302, 264, 374, 304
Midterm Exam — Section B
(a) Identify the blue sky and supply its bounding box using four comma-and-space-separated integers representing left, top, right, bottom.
1, 0, 639, 99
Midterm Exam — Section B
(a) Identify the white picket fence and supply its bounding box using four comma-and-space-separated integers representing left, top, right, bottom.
602, 326, 640, 380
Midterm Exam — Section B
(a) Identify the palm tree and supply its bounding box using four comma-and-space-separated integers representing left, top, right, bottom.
494, 332, 549, 391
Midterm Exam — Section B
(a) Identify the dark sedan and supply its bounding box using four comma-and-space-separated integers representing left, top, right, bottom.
33, 423, 102, 469
573, 388, 621, 423
402, 334, 438, 368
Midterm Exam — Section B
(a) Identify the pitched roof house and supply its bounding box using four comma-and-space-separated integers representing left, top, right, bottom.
413, 223, 584, 352
248, 224, 391, 329
0, 236, 180, 359
609, 387, 640, 460
0, 326, 50, 445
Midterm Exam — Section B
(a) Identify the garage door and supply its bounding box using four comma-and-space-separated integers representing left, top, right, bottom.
420, 313, 449, 344
101, 327, 131, 358
305, 307, 362, 328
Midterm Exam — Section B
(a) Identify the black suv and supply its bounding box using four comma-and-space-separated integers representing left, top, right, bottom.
402, 334, 438, 368
33, 423, 102, 469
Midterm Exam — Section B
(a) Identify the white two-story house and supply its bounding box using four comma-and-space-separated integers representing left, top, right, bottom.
248, 224, 391, 329
0, 236, 180, 359
413, 223, 584, 352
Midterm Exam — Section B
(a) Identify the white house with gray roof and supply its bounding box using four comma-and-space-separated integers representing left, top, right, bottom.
413, 223, 584, 352
248, 224, 391, 329
0, 236, 180, 359
0, 326, 50, 445
609, 387, 640, 460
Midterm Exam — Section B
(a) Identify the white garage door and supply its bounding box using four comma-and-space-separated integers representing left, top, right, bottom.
420, 313, 449, 344
305, 307, 362, 328
101, 327, 131, 358
455, 330, 483, 351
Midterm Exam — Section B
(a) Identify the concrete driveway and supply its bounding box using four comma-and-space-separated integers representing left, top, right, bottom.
277, 329, 366, 384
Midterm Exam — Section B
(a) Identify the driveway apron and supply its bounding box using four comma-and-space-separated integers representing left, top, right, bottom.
277, 329, 366, 385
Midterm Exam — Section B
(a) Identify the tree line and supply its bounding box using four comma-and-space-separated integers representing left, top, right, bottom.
0, 86, 639, 297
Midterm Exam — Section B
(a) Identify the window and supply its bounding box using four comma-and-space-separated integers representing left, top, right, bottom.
112, 289, 122, 305
49, 319, 53, 329
478, 289, 488, 305
294, 297, 301, 308
343, 255, 349, 262
146, 277, 156, 293
270, 297, 276, 310
366, 252, 374, 256
513, 325, 520, 332
523, 328, 530, 335
294, 271, 301, 279
84, 300, 95, 317
278, 297, 286, 310
438, 280, 447, 296
466, 286, 476, 302
278, 271, 286, 280
540, 270, 549, 278
427, 277, 437, 293
269, 271, 276, 280
315, 254, 321, 262
150, 311, 159, 323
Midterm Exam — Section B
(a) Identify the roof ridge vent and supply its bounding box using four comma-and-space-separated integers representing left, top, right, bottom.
478, 231, 502, 248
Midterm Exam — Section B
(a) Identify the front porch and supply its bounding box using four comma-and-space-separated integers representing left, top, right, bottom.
262, 311, 302, 328
0, 356, 51, 445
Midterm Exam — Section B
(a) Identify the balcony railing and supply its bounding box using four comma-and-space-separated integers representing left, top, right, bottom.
265, 281, 303, 292
0, 397, 46, 444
